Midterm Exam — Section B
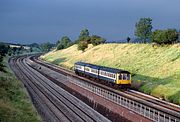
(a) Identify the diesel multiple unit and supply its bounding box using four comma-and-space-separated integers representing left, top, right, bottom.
74, 62, 131, 87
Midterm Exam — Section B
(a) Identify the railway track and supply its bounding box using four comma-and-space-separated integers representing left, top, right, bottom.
125, 90, 180, 113
10, 56, 110, 122
10, 57, 61, 122
29, 55, 180, 122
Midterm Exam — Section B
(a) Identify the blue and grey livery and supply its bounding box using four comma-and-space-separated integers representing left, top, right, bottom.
74, 62, 131, 87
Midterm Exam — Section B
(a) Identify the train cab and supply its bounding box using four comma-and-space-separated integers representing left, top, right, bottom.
116, 72, 131, 86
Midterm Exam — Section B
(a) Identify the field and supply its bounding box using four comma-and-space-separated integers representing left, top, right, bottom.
0, 57, 41, 122
41, 44, 180, 105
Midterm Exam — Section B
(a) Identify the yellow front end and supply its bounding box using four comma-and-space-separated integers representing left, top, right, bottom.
115, 73, 131, 85
118, 80, 131, 84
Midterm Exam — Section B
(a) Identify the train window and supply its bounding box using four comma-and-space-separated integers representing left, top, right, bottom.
101, 71, 103, 75
119, 74, 128, 80
119, 74, 122, 80
102, 71, 105, 75
123, 74, 127, 80
85, 67, 90, 71
127, 74, 130, 80
91, 69, 98, 73
75, 65, 81, 69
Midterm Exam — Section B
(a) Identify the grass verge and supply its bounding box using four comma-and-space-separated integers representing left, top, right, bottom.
0, 57, 41, 122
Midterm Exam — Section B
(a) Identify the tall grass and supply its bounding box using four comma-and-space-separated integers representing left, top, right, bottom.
41, 44, 180, 105
0, 57, 41, 122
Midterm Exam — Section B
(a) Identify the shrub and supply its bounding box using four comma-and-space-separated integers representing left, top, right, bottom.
78, 41, 88, 52
57, 36, 72, 50
90, 35, 106, 46
151, 29, 179, 44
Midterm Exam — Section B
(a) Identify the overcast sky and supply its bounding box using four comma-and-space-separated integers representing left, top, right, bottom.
0, 0, 180, 44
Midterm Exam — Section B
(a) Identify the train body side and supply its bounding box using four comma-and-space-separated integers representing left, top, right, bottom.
74, 62, 131, 87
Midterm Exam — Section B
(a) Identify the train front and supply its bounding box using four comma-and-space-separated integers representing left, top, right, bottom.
116, 71, 131, 87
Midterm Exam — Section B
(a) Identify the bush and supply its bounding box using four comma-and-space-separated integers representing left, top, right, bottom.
56, 36, 72, 50
151, 29, 179, 44
90, 35, 106, 46
78, 41, 88, 52
76, 29, 106, 51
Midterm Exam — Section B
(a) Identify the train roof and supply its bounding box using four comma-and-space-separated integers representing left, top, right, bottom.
99, 66, 130, 74
75, 61, 130, 74
75, 62, 100, 69
75, 61, 87, 66
85, 63, 101, 69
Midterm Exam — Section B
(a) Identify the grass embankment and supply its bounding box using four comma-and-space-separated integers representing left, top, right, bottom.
0, 57, 41, 122
41, 44, 180, 105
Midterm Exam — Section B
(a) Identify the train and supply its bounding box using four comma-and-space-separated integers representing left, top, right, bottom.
74, 62, 131, 88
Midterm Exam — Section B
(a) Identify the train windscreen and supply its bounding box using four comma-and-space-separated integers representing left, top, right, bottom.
119, 74, 130, 80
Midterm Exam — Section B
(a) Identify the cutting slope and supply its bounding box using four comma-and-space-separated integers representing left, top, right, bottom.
41, 44, 180, 104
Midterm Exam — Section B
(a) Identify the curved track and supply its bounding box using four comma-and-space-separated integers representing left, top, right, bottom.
9, 56, 110, 122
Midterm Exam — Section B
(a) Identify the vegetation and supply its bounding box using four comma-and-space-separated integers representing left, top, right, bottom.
41, 43, 180, 105
127, 37, 131, 43
29, 43, 42, 52
0, 44, 9, 72
78, 28, 90, 42
135, 18, 153, 43
75, 29, 106, 51
56, 36, 73, 50
179, 30, 180, 41
41, 42, 54, 52
90, 35, 106, 46
0, 57, 41, 122
75, 29, 90, 51
77, 41, 88, 52
151, 29, 179, 44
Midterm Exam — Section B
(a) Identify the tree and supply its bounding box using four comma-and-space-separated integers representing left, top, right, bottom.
0, 44, 9, 57
76, 28, 106, 51
41, 42, 54, 52
127, 37, 131, 43
75, 29, 90, 44
57, 36, 72, 50
178, 30, 180, 42
79, 28, 89, 39
78, 41, 88, 52
8, 47, 12, 56
30, 47, 33, 52
12, 47, 17, 55
135, 18, 153, 43
0, 44, 9, 72
151, 29, 179, 44
90, 35, 106, 46
29, 43, 40, 48
17, 46, 24, 54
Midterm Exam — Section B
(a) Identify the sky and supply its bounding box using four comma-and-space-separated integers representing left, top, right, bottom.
0, 0, 180, 44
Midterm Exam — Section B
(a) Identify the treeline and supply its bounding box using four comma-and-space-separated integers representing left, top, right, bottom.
134, 18, 179, 44
56, 29, 106, 51
56, 18, 180, 51
26, 42, 54, 52
0, 42, 56, 72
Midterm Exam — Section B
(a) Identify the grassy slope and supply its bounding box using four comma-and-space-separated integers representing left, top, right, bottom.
41, 44, 180, 105
0, 57, 41, 122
